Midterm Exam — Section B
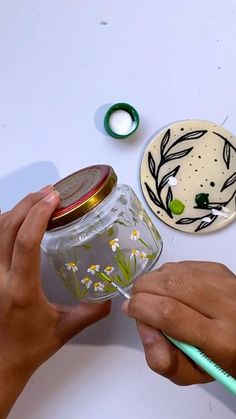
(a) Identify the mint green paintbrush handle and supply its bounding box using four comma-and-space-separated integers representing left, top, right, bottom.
166, 335, 236, 396
117, 289, 236, 395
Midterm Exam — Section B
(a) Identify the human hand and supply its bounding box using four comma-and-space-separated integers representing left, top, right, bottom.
0, 186, 110, 418
122, 261, 236, 386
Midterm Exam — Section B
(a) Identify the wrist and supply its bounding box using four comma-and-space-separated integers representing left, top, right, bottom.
0, 365, 33, 418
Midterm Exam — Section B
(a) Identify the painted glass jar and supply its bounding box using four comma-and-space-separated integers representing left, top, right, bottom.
41, 165, 163, 301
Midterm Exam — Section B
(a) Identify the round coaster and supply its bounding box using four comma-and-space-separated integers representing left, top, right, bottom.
140, 120, 236, 233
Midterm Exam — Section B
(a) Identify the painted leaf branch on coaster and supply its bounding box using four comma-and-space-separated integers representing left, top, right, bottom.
221, 172, 236, 192
144, 129, 207, 218
176, 213, 218, 232
213, 131, 236, 170
177, 189, 236, 232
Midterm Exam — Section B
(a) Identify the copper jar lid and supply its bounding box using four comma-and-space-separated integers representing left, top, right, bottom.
47, 165, 117, 230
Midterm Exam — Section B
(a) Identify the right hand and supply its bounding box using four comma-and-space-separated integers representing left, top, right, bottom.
122, 261, 236, 386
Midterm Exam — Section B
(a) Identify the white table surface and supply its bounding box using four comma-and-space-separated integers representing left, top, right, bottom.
0, 0, 235, 418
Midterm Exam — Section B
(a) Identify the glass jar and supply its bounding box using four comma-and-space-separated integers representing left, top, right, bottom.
41, 165, 163, 301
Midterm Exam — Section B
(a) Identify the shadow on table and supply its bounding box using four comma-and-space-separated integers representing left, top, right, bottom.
94, 102, 113, 136
0, 161, 60, 211
94, 102, 146, 147
202, 382, 236, 415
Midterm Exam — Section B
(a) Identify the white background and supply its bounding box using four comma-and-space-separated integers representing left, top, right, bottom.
0, 0, 235, 418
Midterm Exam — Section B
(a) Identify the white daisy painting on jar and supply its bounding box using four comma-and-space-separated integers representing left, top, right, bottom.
94, 282, 105, 292
65, 262, 78, 272
87, 264, 100, 275
130, 249, 139, 259
139, 251, 148, 267
104, 266, 115, 276
81, 277, 92, 289
109, 238, 120, 252
130, 229, 140, 241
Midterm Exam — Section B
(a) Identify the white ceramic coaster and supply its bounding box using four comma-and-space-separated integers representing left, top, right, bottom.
140, 120, 236, 233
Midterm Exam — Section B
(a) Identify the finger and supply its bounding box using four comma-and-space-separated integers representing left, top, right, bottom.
174, 260, 234, 275
54, 301, 111, 343
123, 296, 236, 376
133, 268, 236, 320
0, 186, 54, 273
11, 190, 60, 280
137, 322, 210, 385
156, 261, 236, 294
159, 260, 229, 273
173, 261, 236, 291
125, 293, 219, 357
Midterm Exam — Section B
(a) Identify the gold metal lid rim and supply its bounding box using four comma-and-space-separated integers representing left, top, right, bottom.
47, 167, 117, 231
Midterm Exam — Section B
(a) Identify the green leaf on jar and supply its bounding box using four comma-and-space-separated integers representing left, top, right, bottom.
82, 244, 91, 250
108, 226, 115, 237
138, 237, 153, 250
114, 220, 127, 227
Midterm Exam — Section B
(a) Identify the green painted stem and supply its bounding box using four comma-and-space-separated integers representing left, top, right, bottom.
138, 237, 153, 250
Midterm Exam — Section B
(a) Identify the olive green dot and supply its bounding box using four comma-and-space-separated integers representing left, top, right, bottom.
169, 199, 185, 215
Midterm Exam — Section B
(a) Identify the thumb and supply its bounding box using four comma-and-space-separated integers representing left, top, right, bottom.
55, 301, 111, 343
136, 322, 210, 385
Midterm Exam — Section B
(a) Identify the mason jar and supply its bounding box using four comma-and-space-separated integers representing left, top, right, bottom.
41, 165, 163, 301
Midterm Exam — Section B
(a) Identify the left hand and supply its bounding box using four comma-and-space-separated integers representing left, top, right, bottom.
122, 261, 236, 386
0, 186, 111, 418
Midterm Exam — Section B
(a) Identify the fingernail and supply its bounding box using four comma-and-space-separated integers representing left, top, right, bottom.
138, 324, 160, 345
39, 185, 54, 195
43, 190, 60, 203
121, 300, 130, 316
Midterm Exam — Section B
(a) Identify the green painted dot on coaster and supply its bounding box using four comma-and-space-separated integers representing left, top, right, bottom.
195, 193, 209, 208
169, 200, 185, 214
140, 120, 236, 234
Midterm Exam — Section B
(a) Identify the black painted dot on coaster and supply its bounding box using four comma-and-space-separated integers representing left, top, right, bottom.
210, 181, 215, 187
214, 159, 218, 162
198, 156, 201, 159
195, 169, 198, 172
200, 184, 203, 187
180, 128, 184, 131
